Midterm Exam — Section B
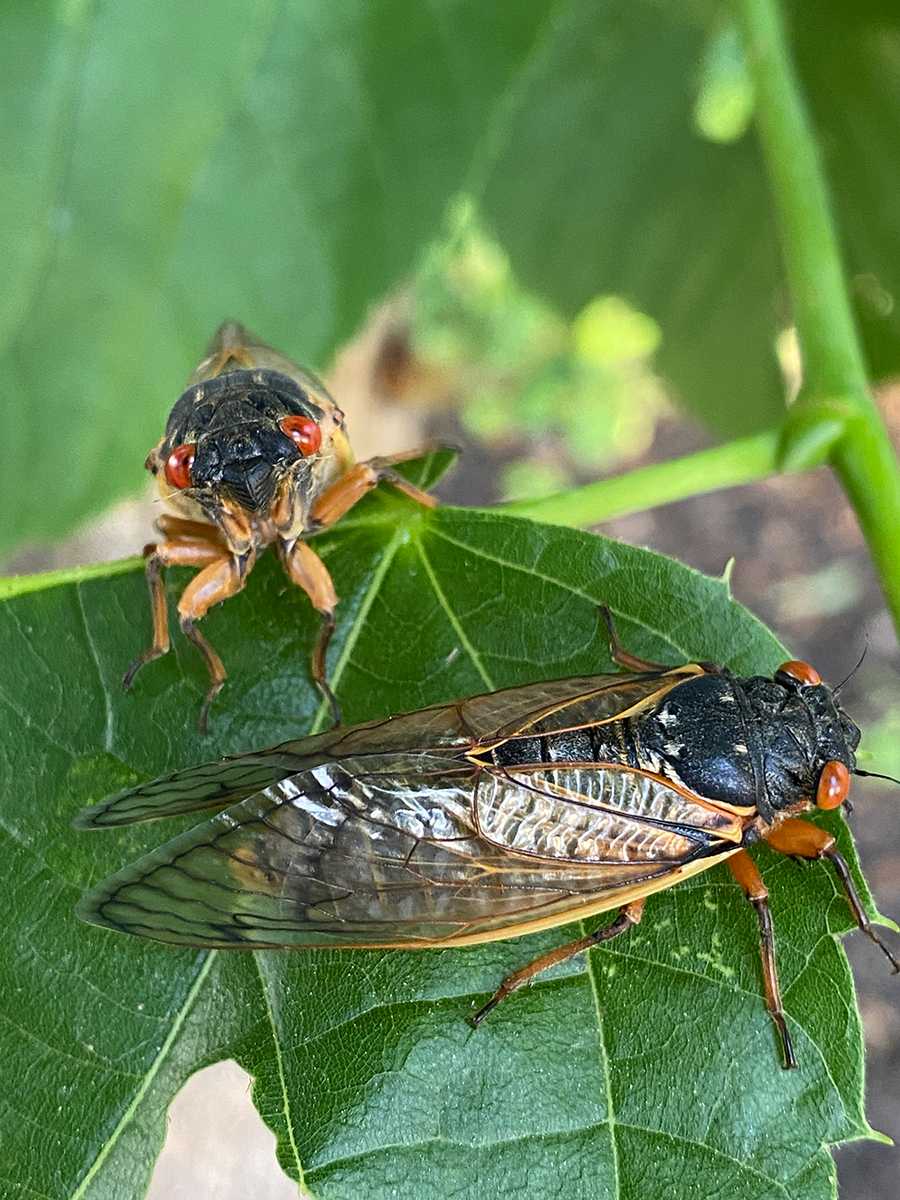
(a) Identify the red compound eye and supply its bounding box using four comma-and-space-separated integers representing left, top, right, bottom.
777, 659, 822, 686
164, 443, 196, 490
817, 760, 850, 810
280, 415, 321, 456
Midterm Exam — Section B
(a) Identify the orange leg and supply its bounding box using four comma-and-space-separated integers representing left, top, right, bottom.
309, 448, 439, 531
728, 850, 797, 1069
154, 513, 225, 544
123, 538, 224, 688
598, 605, 670, 673
176, 554, 250, 732
470, 899, 645, 1027
124, 536, 247, 733
766, 817, 899, 973
279, 539, 341, 725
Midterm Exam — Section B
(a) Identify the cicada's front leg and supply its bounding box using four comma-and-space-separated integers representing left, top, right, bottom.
765, 818, 899, 972
278, 538, 340, 725
308, 447, 439, 530
286, 448, 438, 725
124, 516, 249, 732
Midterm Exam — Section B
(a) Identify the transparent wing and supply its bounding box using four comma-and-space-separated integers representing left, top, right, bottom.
75, 673, 682, 828
73, 728, 357, 829
76, 752, 714, 950
476, 764, 744, 863
496, 670, 699, 740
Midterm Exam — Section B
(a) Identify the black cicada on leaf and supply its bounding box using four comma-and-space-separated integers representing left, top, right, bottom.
125, 320, 441, 730
76, 610, 898, 1068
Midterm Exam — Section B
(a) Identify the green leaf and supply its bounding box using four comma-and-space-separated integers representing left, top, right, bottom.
6, 2, 900, 555
0, 0, 552, 556
0, 497, 882, 1198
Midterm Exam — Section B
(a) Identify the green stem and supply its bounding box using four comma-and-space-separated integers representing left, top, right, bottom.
735, 0, 900, 633
502, 431, 788, 525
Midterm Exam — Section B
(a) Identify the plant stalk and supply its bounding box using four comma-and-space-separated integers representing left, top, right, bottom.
502, 431, 788, 525
734, 0, 900, 633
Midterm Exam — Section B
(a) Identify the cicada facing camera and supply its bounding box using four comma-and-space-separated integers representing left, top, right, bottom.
78, 609, 898, 1069
125, 321, 439, 730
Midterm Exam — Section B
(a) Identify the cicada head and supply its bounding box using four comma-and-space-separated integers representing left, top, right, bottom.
744, 660, 862, 817
147, 361, 351, 546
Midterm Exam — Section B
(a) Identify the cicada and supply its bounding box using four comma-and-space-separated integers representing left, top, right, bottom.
77, 610, 897, 1068
124, 321, 437, 729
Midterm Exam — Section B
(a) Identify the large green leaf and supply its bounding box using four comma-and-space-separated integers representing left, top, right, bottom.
0, 0, 551, 554
4, 1, 900, 555
0, 494, 883, 1198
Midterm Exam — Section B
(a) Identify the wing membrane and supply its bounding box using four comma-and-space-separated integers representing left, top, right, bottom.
476, 765, 742, 864
492, 670, 697, 740
77, 751, 722, 950
75, 673, 672, 828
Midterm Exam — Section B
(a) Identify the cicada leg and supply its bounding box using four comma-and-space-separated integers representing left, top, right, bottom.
765, 817, 899, 973
123, 532, 225, 690
176, 554, 252, 732
308, 447, 439, 530
470, 898, 645, 1026
727, 850, 797, 1069
278, 538, 341, 726
123, 524, 249, 734
155, 514, 224, 541
598, 605, 671, 673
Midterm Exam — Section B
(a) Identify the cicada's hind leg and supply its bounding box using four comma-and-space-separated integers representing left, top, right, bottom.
765, 818, 899, 973
727, 850, 797, 1069
279, 538, 341, 726
598, 605, 670, 673
470, 899, 645, 1027
308, 447, 440, 530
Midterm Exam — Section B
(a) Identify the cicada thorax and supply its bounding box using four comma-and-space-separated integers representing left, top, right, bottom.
482, 663, 862, 837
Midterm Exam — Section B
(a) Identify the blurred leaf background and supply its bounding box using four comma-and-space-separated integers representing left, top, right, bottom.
3, 0, 900, 556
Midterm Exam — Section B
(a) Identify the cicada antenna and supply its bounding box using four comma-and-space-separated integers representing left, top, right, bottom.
833, 638, 869, 697
854, 768, 900, 787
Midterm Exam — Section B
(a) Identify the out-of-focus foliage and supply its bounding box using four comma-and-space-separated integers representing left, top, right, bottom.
693, 24, 756, 144
858, 688, 900, 779
410, 202, 667, 501
3, 1, 900, 554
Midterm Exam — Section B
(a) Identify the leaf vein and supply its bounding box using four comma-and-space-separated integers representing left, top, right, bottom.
68, 952, 215, 1200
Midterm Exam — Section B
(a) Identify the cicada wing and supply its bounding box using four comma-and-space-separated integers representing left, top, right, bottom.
74, 674, 660, 829
76, 750, 703, 950
476, 764, 745, 864
74, 748, 316, 830
189, 321, 336, 404
492, 668, 700, 741
74, 705, 473, 829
